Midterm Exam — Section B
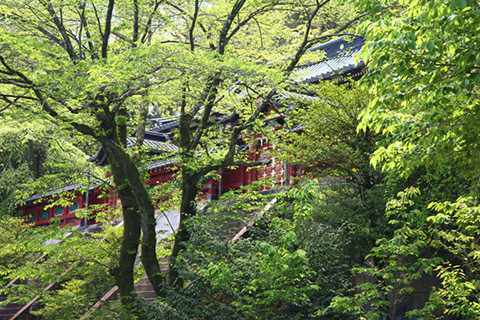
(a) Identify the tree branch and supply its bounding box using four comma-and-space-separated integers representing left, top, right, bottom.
284, 0, 329, 74
132, 0, 139, 46
218, 0, 247, 55
78, 1, 98, 60
0, 55, 97, 137
41, 0, 79, 61
102, 0, 115, 59
35, 26, 65, 49
189, 0, 200, 52
226, 2, 286, 43
165, 1, 216, 50
190, 75, 222, 150
92, 2, 105, 39
0, 96, 22, 115
135, 92, 147, 150
189, 0, 254, 149
0, 94, 37, 101
112, 31, 134, 45
141, 0, 163, 43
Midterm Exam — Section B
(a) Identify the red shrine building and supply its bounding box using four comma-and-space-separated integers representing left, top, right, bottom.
19, 36, 366, 227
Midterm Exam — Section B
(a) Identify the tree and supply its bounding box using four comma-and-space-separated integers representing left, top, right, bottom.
279, 81, 381, 193
137, 181, 351, 319
163, 0, 364, 287
0, 0, 363, 306
323, 0, 480, 318
274, 81, 388, 258
355, 0, 480, 178
0, 0, 175, 303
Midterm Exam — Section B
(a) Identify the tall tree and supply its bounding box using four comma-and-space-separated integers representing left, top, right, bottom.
0, 0, 175, 303
156, 0, 364, 287
0, 0, 363, 304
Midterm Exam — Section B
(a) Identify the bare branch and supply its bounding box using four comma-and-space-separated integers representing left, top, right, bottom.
112, 31, 134, 45
92, 2, 105, 39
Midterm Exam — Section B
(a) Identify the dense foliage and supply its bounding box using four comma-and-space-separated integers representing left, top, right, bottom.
0, 216, 29, 288
323, 0, 480, 319
0, 221, 124, 319
0, 0, 363, 303
357, 0, 480, 177
1, 0, 480, 319
0, 120, 95, 215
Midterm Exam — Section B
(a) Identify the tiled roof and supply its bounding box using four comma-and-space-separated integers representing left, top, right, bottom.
126, 137, 178, 153
144, 130, 169, 142
237, 144, 249, 152
308, 36, 364, 59
293, 36, 365, 83
151, 117, 178, 127
23, 182, 104, 203
150, 119, 180, 133
276, 91, 320, 103
147, 158, 177, 171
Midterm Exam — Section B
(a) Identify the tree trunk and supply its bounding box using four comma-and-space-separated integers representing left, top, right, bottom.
102, 138, 140, 305
100, 137, 164, 301
27, 140, 42, 178
167, 171, 198, 287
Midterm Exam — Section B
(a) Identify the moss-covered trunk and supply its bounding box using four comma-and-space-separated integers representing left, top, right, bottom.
100, 137, 164, 302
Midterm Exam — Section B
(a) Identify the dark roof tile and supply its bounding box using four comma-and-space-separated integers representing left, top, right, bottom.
126, 137, 178, 153
293, 36, 365, 83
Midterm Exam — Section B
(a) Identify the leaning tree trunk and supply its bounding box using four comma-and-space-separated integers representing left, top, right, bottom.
100, 137, 164, 301
167, 171, 198, 287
